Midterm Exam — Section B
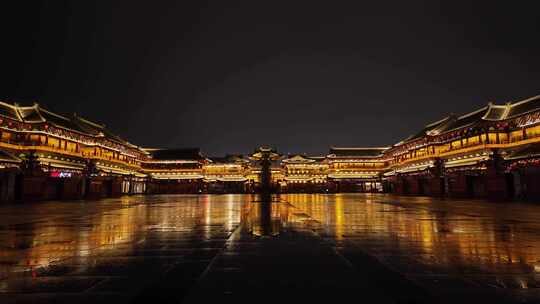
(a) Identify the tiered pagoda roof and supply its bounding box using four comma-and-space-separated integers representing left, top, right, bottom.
0, 101, 141, 150
0, 102, 19, 121
250, 146, 281, 160
483, 104, 509, 120
506, 95, 540, 118
398, 107, 489, 145
3, 94, 540, 171
396, 95, 540, 147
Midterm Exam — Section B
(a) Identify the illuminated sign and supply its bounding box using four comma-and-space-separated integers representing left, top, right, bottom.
50, 171, 72, 178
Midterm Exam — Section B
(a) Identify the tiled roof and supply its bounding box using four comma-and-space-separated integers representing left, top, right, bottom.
328, 147, 388, 158
401, 105, 493, 145
440, 106, 489, 133
146, 148, 203, 160
17, 105, 44, 123
507, 95, 540, 118
208, 154, 248, 163
404, 116, 453, 142
483, 104, 508, 120
0, 102, 21, 121
282, 154, 316, 163
38, 108, 87, 133
0, 101, 142, 153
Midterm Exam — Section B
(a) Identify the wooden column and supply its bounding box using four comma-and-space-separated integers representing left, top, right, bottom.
486, 150, 509, 200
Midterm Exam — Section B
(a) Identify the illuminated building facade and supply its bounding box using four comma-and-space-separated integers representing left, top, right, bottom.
326, 147, 387, 193
382, 95, 540, 199
204, 155, 250, 193
281, 155, 327, 193
249, 147, 283, 193
0, 102, 147, 202
2, 94, 540, 202
142, 148, 206, 194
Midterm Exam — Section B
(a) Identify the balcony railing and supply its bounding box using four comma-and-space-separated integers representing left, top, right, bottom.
393, 132, 540, 167
0, 139, 141, 169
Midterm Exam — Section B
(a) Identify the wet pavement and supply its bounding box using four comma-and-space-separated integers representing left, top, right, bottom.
1, 194, 540, 303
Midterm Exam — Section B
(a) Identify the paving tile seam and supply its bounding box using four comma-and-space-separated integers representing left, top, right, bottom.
287, 200, 436, 303
286, 200, 409, 297
5, 194, 540, 303
182, 222, 243, 295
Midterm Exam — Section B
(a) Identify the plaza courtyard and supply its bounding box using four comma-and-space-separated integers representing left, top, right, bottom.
1, 194, 540, 303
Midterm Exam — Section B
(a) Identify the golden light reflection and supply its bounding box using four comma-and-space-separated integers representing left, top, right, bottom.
0, 195, 250, 280
335, 194, 344, 240
3, 194, 540, 291
242, 195, 285, 237
285, 193, 540, 282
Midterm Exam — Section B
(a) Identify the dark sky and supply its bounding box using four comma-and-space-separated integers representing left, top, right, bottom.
1, 1, 539, 156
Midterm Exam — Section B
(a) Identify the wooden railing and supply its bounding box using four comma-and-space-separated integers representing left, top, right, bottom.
0, 140, 141, 170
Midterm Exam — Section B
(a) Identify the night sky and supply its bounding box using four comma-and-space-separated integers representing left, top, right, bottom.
1, 1, 539, 156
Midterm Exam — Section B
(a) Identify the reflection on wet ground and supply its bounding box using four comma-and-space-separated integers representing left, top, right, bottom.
1, 194, 540, 303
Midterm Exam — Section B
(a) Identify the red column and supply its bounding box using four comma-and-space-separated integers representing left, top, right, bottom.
484, 150, 508, 200
394, 176, 406, 195
61, 177, 85, 199
448, 173, 468, 197
486, 166, 508, 200
428, 177, 444, 196
406, 176, 420, 195
21, 176, 47, 201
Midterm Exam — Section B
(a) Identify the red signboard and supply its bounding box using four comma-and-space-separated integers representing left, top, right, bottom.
50, 171, 72, 178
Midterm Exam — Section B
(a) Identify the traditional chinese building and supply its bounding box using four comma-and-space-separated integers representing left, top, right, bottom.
248, 147, 283, 193
281, 154, 328, 193
2, 94, 540, 202
383, 95, 540, 199
0, 101, 146, 202
204, 155, 250, 193
326, 147, 388, 193
142, 148, 206, 194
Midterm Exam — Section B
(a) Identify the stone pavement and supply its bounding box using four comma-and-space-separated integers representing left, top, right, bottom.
2, 194, 540, 303
182, 206, 396, 303
0, 195, 241, 304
